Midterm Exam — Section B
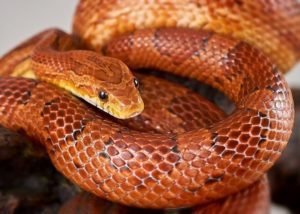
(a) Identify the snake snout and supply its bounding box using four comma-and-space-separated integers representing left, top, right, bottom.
113, 98, 144, 119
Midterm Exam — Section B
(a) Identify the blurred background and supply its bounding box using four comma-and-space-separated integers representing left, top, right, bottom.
0, 1, 299, 214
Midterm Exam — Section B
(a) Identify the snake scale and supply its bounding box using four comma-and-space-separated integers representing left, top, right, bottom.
0, 0, 300, 213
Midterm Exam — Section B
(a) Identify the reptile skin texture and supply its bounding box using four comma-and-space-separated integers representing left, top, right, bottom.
0, 0, 300, 212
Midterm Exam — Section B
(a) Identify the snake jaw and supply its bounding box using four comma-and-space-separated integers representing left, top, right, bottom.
73, 85, 144, 119
74, 91, 144, 119
105, 94, 144, 119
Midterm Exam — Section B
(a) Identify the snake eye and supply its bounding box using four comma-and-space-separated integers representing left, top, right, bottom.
99, 91, 108, 101
133, 78, 139, 88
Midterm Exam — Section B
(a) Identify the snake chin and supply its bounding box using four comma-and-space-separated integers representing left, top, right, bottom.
45, 77, 144, 119
107, 97, 145, 119
81, 93, 144, 119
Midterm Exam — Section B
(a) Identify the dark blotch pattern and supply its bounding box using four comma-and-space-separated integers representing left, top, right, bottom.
0, 19, 296, 211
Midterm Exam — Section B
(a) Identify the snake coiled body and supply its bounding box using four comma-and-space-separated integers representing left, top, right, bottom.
0, 0, 300, 212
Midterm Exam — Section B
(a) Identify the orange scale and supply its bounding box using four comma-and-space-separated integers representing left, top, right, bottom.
128, 176, 142, 186
91, 173, 102, 184
127, 161, 141, 170
67, 145, 78, 156
97, 167, 111, 182
79, 151, 89, 163
86, 146, 96, 157
120, 182, 135, 192
93, 140, 104, 150
231, 153, 244, 164
111, 157, 126, 168
236, 144, 248, 153
245, 147, 257, 156
62, 151, 72, 162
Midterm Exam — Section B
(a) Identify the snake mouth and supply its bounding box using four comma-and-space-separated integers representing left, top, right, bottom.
79, 93, 144, 119
127, 109, 143, 118
50, 79, 144, 119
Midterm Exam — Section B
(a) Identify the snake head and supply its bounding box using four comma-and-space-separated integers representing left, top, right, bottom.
78, 54, 144, 119
92, 76, 144, 119
48, 52, 144, 119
